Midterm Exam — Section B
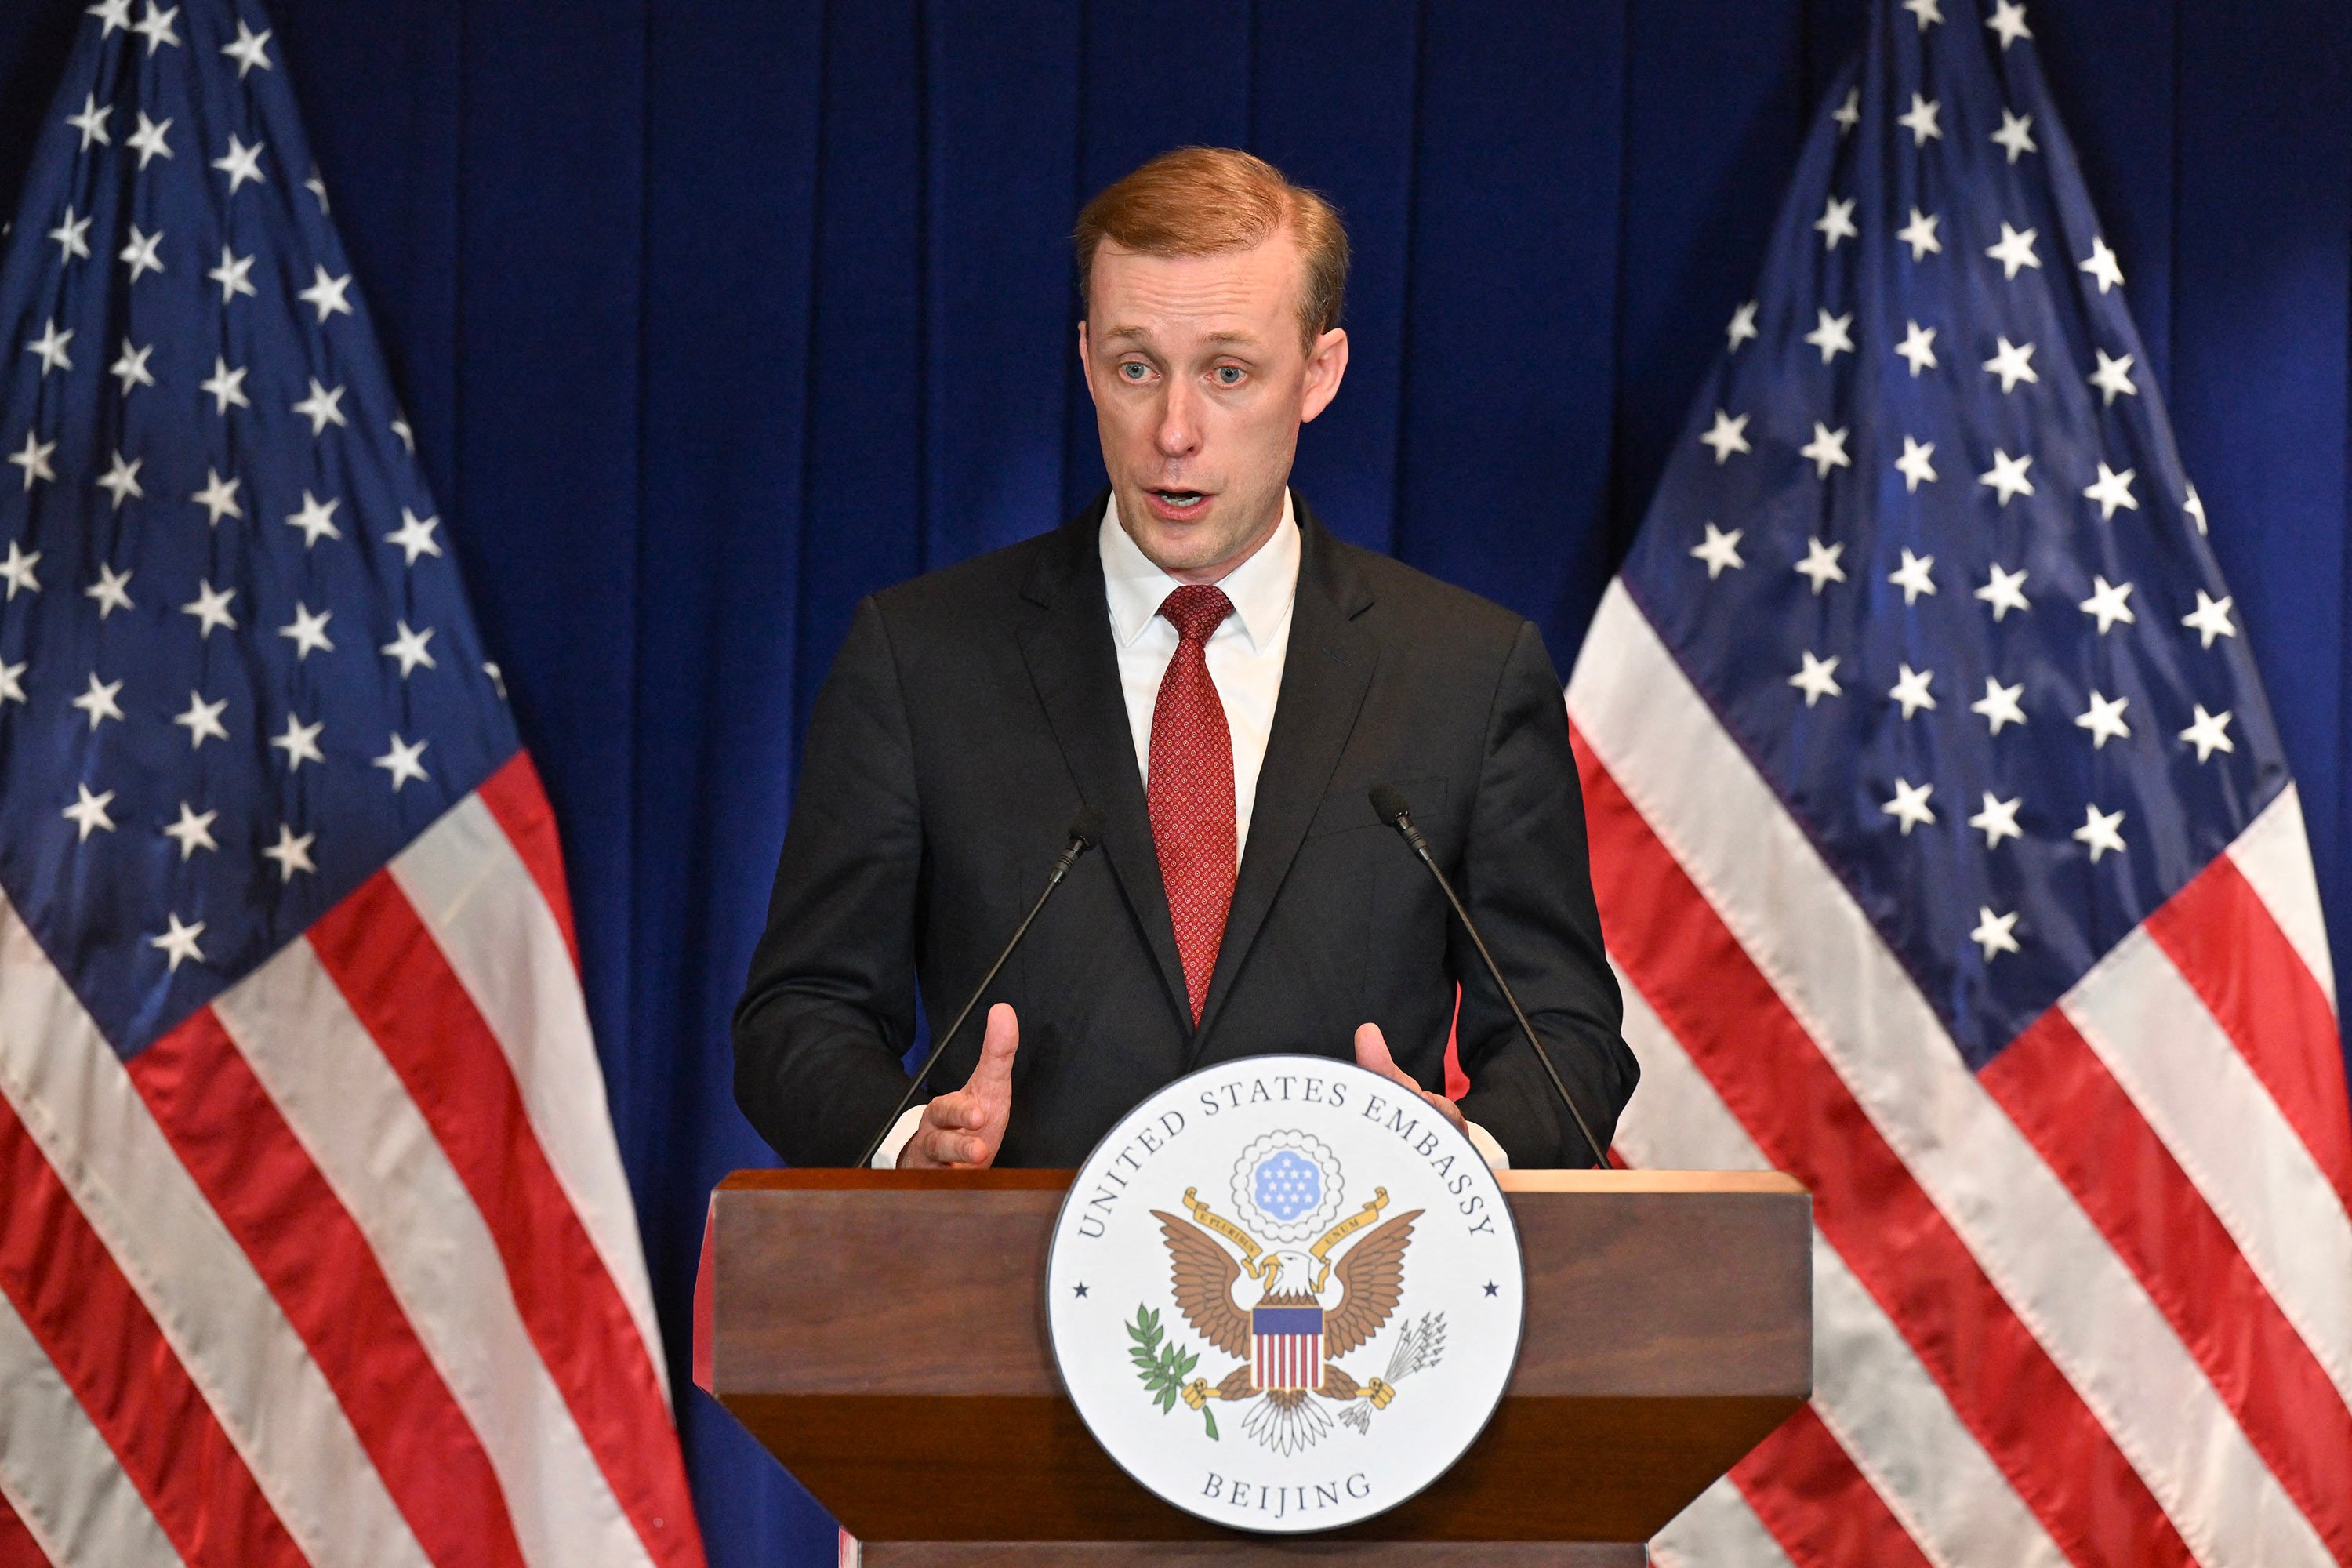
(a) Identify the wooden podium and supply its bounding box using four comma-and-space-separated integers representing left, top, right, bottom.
699, 1168, 1809, 1566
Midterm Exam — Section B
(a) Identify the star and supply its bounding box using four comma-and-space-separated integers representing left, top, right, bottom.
2083, 462, 2140, 521
1882, 779, 1936, 836
1888, 663, 1937, 719
88, 0, 132, 34
2181, 590, 2237, 648
2178, 704, 2237, 763
1978, 448, 2035, 505
390, 415, 415, 453
2088, 349, 2137, 407
1795, 537, 1846, 593
149, 913, 205, 973
1991, 108, 2038, 163
0, 660, 23, 706
387, 509, 443, 564
1800, 421, 1851, 477
212, 134, 266, 194
1982, 336, 2039, 393
278, 602, 335, 660
1483, 1280, 1500, 1298
71, 673, 124, 731
118, 224, 165, 281
1894, 319, 1938, 376
305, 172, 331, 212
1971, 908, 2022, 962
47, 207, 91, 262
84, 562, 133, 619
125, 111, 172, 169
1896, 209, 1942, 261
191, 468, 243, 525
1897, 93, 1943, 143
1698, 408, 1750, 463
9, 430, 55, 490
1789, 650, 1842, 707
2183, 483, 2208, 536
1726, 299, 1759, 352
1894, 434, 1937, 492
298, 266, 354, 323
26, 319, 73, 375
183, 580, 237, 637
1903, 0, 1943, 26
131, 2, 181, 53
1803, 307, 1855, 363
2078, 575, 2136, 632
172, 690, 227, 749
262, 822, 317, 880
1987, 0, 2033, 47
162, 802, 217, 860
270, 714, 325, 772
1987, 223, 2042, 281
2074, 689, 2132, 749
1833, 86, 1860, 136
221, 18, 273, 76
2080, 236, 2125, 295
381, 621, 437, 677
2073, 804, 2126, 863
64, 782, 116, 842
65, 93, 111, 150
285, 490, 342, 547
374, 732, 430, 792
1970, 677, 2027, 734
108, 339, 154, 397
209, 245, 256, 303
1690, 523, 1744, 579
1969, 793, 2025, 849
1815, 194, 1858, 251
1071, 1282, 1088, 1298
292, 379, 347, 434
1889, 548, 1937, 604
0, 539, 39, 598
201, 356, 250, 414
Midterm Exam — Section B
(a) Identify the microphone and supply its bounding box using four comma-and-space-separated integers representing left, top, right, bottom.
852, 806, 1105, 1168
1368, 784, 1610, 1169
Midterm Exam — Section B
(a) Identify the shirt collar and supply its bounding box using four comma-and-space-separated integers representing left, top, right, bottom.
1100, 488, 1301, 653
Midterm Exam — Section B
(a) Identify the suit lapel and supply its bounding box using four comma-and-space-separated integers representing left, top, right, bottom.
1016, 503, 1193, 1027
1193, 503, 1377, 1051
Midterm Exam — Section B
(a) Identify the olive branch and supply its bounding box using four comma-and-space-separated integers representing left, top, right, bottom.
1127, 1305, 1218, 1440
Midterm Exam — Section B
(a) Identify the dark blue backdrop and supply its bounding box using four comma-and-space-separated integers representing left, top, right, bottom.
1, 2, 2344, 1561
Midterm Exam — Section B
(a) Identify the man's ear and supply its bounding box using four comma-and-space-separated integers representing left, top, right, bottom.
1076, 320, 1096, 407
1300, 327, 1350, 423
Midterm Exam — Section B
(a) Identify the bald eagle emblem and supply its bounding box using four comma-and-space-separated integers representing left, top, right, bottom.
1131, 1134, 1447, 1455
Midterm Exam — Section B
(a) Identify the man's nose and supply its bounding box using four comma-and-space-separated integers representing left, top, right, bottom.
1154, 383, 1201, 459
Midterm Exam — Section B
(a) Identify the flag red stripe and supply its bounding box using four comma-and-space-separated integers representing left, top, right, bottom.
1984, 1007, 2352, 1562
0, 1482, 43, 1567
127, 1007, 532, 1568
1577, 739, 2194, 1568
307, 874, 701, 1568
477, 750, 582, 971
1731, 1405, 1935, 1568
0, 1092, 302, 1568
2147, 853, 2352, 1213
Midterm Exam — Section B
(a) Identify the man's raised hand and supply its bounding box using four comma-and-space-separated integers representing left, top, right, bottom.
896, 1003, 1020, 1169
1353, 1021, 1465, 1132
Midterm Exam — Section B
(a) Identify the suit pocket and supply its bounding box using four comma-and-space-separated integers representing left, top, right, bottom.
1303, 775, 1449, 840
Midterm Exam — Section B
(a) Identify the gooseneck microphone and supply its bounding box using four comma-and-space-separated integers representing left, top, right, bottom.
1368, 784, 1611, 1169
852, 806, 1105, 1168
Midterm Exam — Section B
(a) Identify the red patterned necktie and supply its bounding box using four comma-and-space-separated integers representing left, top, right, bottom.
1148, 585, 1238, 1025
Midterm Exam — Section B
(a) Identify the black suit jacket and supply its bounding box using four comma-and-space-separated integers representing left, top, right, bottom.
732, 494, 1635, 1167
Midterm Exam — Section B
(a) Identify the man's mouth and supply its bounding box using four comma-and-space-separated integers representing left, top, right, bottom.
1145, 488, 1211, 520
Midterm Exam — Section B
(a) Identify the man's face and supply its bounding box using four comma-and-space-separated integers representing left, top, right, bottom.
1080, 230, 1348, 584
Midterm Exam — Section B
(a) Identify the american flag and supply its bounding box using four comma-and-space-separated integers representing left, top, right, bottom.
0, 2, 703, 1563
1570, 2, 2352, 1565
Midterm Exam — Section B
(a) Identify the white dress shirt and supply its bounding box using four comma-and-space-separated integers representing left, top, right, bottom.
877, 492, 1506, 1169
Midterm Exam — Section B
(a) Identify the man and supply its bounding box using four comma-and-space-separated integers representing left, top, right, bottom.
734, 147, 1634, 1170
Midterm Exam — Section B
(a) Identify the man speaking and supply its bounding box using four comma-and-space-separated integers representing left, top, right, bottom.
733, 147, 1635, 1171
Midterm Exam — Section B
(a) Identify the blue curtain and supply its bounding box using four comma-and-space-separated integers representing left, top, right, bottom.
1, 2, 2344, 1561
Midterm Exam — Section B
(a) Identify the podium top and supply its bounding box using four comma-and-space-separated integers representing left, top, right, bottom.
713, 1167, 1803, 1194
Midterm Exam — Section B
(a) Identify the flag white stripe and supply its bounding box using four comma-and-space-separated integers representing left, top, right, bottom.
389, 793, 668, 1396
1616, 977, 2068, 1568
2227, 785, 2338, 1007
1651, 1477, 1797, 1568
0, 896, 430, 1568
1569, 583, 2332, 1568
2061, 933, 2352, 1403
214, 931, 655, 1568
0, 1289, 182, 1568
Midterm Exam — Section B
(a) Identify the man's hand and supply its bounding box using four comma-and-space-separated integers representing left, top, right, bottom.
897, 1004, 1020, 1169
1353, 1022, 1465, 1132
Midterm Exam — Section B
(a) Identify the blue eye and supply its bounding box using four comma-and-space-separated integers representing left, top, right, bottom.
1120, 362, 1149, 381
1215, 365, 1243, 385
